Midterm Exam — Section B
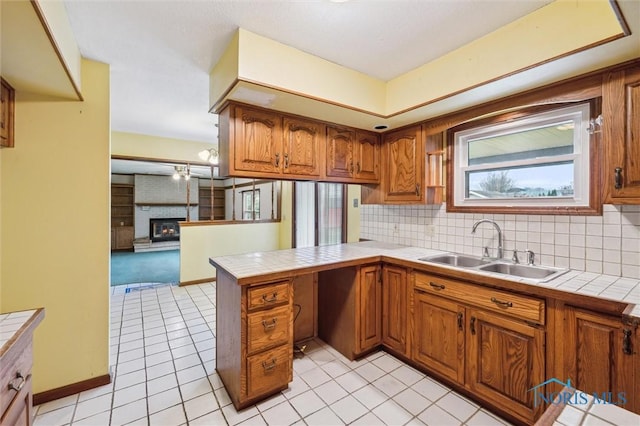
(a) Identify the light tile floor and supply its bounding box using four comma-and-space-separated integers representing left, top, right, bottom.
33, 282, 515, 426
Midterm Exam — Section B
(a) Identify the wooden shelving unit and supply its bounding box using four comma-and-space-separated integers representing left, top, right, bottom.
425, 132, 445, 204
111, 184, 134, 250
199, 187, 225, 220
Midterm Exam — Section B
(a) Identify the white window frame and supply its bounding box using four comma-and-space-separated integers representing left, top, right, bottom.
453, 103, 591, 209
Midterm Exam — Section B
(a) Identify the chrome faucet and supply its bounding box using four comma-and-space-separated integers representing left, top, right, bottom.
471, 219, 503, 259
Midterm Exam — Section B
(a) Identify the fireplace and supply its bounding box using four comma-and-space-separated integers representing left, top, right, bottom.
149, 218, 184, 242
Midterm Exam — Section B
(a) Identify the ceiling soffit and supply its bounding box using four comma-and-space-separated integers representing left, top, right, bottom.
210, 0, 632, 131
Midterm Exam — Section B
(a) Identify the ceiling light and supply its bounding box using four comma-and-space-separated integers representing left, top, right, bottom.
198, 148, 219, 165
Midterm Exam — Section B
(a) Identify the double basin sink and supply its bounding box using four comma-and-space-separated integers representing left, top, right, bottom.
418, 252, 568, 283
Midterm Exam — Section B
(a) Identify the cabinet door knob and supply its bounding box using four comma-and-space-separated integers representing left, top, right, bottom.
614, 167, 623, 189
275, 153, 280, 167
284, 153, 289, 168
356, 162, 361, 173
457, 312, 463, 331
415, 183, 420, 196
470, 317, 476, 335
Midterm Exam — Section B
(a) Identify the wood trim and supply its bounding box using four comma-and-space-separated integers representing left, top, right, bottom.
445, 99, 603, 216
33, 374, 111, 406
534, 386, 575, 426
179, 218, 280, 227
609, 0, 631, 37
111, 155, 213, 168
179, 277, 216, 287
29, 1, 83, 101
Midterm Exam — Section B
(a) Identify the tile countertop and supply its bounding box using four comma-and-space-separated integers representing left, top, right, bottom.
209, 241, 640, 319
0, 309, 39, 352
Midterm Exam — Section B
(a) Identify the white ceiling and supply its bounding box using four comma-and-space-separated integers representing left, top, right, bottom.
63, 0, 555, 145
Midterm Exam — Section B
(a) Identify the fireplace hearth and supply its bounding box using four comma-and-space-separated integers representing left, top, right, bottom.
149, 218, 184, 242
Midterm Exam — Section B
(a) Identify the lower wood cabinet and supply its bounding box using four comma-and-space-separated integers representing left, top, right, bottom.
111, 226, 134, 250
216, 272, 293, 410
382, 265, 408, 355
466, 307, 545, 422
413, 290, 465, 384
411, 272, 545, 424
358, 265, 382, 353
563, 306, 638, 413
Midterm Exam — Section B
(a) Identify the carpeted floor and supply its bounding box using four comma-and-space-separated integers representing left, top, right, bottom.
110, 250, 180, 286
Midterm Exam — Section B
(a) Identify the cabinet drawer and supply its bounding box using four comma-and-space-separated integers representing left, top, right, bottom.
247, 282, 290, 311
247, 305, 291, 354
247, 345, 291, 398
0, 341, 33, 418
415, 273, 545, 324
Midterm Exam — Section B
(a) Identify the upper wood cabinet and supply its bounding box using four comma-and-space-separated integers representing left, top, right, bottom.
282, 117, 323, 177
1, 78, 15, 148
228, 105, 283, 176
603, 66, 640, 203
326, 126, 381, 183
326, 126, 354, 179
382, 125, 424, 203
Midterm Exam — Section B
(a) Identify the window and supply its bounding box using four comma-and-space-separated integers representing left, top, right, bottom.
242, 189, 259, 220
294, 182, 346, 248
448, 102, 600, 214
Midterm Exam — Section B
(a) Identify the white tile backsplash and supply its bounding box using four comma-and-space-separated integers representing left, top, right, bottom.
360, 204, 640, 279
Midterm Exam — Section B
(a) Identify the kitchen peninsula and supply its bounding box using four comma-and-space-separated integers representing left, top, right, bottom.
210, 242, 639, 425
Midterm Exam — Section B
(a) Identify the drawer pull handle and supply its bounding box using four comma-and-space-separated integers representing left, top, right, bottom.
8, 372, 26, 392
470, 317, 476, 335
262, 293, 278, 303
429, 282, 445, 290
457, 312, 463, 331
491, 297, 513, 308
262, 358, 277, 371
623, 329, 633, 355
262, 318, 278, 331
275, 153, 280, 167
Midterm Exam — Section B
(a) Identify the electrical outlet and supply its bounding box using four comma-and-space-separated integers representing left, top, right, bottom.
393, 224, 399, 234
425, 225, 436, 237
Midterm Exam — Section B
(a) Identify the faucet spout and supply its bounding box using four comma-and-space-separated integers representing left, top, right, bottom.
471, 219, 503, 259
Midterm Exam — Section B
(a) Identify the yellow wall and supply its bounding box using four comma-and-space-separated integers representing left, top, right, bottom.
180, 222, 281, 282
111, 131, 215, 163
0, 59, 110, 394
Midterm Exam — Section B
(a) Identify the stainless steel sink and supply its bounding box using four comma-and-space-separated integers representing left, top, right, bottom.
418, 253, 491, 268
417, 252, 569, 283
478, 262, 568, 282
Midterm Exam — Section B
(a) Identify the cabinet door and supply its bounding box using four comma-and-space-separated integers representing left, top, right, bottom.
603, 67, 640, 203
358, 265, 382, 353
382, 265, 407, 354
383, 126, 424, 202
282, 117, 322, 177
1, 374, 32, 426
467, 308, 545, 424
115, 227, 134, 250
326, 127, 354, 179
413, 290, 465, 384
354, 131, 380, 182
233, 106, 283, 174
564, 307, 638, 413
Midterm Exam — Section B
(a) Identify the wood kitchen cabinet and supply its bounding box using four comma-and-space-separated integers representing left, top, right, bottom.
563, 306, 638, 413
282, 116, 323, 177
603, 65, 640, 204
216, 271, 293, 410
1, 78, 15, 148
325, 126, 380, 183
413, 290, 465, 384
412, 272, 546, 424
467, 307, 545, 422
382, 125, 424, 203
358, 265, 382, 353
382, 265, 408, 355
318, 265, 381, 359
